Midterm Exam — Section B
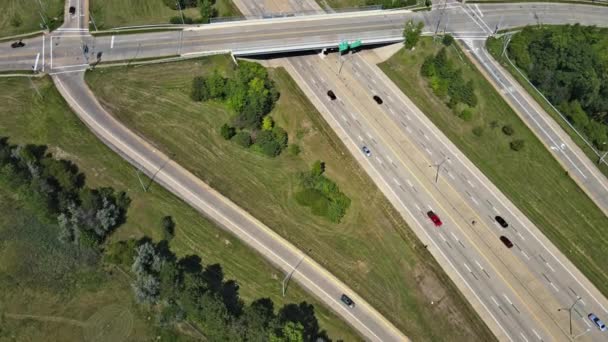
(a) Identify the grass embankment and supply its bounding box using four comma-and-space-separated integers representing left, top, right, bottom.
85, 55, 495, 341
380, 38, 608, 297
0, 0, 63, 37
89, 0, 241, 30
0, 76, 357, 340
316, 0, 419, 10
486, 36, 608, 178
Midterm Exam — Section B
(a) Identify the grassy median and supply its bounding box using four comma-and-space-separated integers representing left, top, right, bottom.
380, 37, 608, 297
0, 76, 358, 341
85, 55, 495, 341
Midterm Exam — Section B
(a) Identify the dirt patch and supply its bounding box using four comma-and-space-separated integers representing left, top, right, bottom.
83, 304, 133, 342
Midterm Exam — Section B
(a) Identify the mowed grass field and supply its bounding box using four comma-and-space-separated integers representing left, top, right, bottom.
85, 56, 495, 341
380, 38, 608, 297
0, 76, 358, 341
89, 0, 241, 30
0, 0, 64, 37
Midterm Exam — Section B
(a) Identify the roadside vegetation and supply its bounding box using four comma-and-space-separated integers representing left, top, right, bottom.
0, 0, 64, 37
380, 37, 608, 297
0, 76, 358, 341
487, 26, 608, 177
317, 0, 421, 10
86, 55, 495, 341
89, 0, 241, 30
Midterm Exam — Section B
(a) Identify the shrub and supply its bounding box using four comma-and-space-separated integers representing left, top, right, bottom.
472, 126, 484, 137
288, 144, 301, 156
10, 14, 22, 27
490, 120, 499, 129
262, 116, 274, 131
220, 124, 236, 140
459, 108, 474, 121
510, 139, 525, 151
311, 160, 325, 177
502, 125, 514, 136
425, 0, 432, 6
254, 130, 281, 157
232, 131, 252, 148
442, 34, 454, 46
162, 216, 175, 241
272, 126, 288, 150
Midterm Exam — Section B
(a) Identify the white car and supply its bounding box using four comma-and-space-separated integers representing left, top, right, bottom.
588, 313, 607, 332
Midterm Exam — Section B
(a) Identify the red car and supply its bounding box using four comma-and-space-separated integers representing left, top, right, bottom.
427, 210, 442, 227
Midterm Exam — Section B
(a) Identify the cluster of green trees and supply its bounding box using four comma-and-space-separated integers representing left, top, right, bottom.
165, 0, 218, 24
295, 161, 351, 223
508, 25, 608, 149
0, 137, 129, 248
106, 236, 332, 341
421, 48, 478, 120
192, 62, 290, 157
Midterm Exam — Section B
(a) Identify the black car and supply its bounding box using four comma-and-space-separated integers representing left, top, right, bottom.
341, 294, 355, 308
495, 216, 508, 228
11, 40, 25, 48
69, 6, 76, 15
373, 95, 383, 104
327, 90, 337, 101
500, 236, 513, 249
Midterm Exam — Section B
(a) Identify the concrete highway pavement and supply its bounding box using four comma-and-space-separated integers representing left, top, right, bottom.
52, 70, 408, 342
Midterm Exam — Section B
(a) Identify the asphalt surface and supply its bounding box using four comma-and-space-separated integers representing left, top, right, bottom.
2, 1, 608, 341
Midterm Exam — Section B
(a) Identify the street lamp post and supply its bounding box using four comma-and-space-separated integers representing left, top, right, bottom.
558, 296, 582, 336
431, 157, 450, 183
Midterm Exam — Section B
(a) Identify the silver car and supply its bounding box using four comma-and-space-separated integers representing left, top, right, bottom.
588, 313, 607, 332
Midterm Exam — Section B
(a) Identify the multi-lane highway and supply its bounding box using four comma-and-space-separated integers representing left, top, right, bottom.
231, 1, 608, 340
2, 1, 608, 340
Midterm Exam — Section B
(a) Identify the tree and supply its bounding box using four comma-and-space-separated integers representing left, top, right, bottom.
191, 76, 209, 102
199, 0, 214, 23
206, 71, 226, 99
269, 321, 305, 342
232, 131, 252, 148
161, 216, 175, 241
403, 19, 424, 50
442, 34, 454, 46
262, 116, 274, 131
502, 125, 514, 136
220, 124, 236, 140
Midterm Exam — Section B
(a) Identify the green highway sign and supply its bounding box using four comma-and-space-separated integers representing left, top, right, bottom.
349, 40, 362, 49
338, 41, 349, 53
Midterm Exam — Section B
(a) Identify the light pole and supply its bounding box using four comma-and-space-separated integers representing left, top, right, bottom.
282, 256, 305, 297
558, 296, 581, 336
431, 157, 450, 183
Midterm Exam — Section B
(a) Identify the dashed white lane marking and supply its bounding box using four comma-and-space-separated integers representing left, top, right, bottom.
405, 114, 412, 121
425, 148, 432, 155
447, 158, 453, 164
492, 206, 500, 214
372, 78, 377, 84
392, 178, 401, 186
467, 179, 475, 188
448, 172, 455, 180
341, 115, 348, 122
450, 232, 459, 241
312, 79, 317, 85
503, 294, 513, 305
475, 260, 484, 270
357, 135, 363, 142
464, 263, 472, 272
583, 318, 592, 327
375, 156, 383, 164
349, 112, 356, 119
550, 283, 560, 292
517, 232, 525, 241
532, 329, 542, 340
386, 156, 394, 165
366, 132, 373, 140
440, 233, 448, 242
521, 250, 531, 260
470, 196, 479, 205
427, 204, 433, 210
490, 296, 500, 306
405, 126, 412, 133
423, 133, 430, 141
520, 332, 529, 342
33, 53, 40, 71
406, 179, 414, 188
111, 35, 115, 48
415, 203, 421, 211
389, 107, 395, 115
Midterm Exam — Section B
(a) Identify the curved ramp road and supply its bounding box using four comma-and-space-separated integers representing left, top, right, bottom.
51, 71, 408, 342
